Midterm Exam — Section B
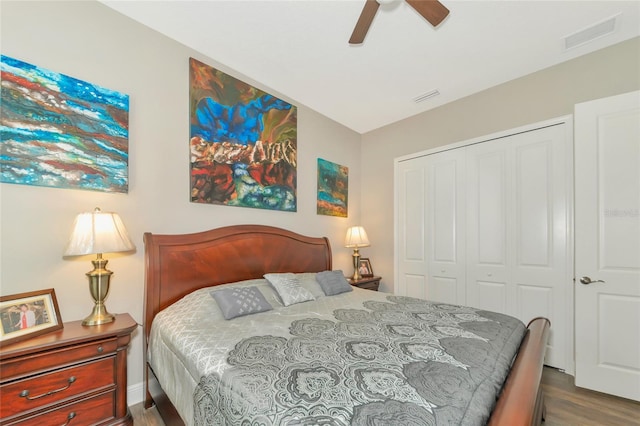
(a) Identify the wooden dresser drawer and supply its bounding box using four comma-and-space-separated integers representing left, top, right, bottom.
0, 357, 115, 419
0, 338, 118, 381
4, 390, 115, 426
0, 313, 136, 426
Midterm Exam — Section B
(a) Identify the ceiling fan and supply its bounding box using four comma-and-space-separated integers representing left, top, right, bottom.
349, 0, 449, 44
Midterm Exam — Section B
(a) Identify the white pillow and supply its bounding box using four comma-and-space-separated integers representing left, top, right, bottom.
264, 273, 315, 306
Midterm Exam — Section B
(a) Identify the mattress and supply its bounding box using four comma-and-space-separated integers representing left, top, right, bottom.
148, 273, 525, 425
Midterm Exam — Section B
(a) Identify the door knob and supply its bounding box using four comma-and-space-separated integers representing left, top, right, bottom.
580, 276, 605, 285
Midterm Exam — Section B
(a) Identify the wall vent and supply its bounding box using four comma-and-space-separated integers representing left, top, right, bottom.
564, 15, 618, 51
413, 89, 440, 103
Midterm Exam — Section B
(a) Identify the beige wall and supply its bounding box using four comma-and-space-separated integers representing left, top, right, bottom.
362, 37, 640, 293
0, 1, 362, 400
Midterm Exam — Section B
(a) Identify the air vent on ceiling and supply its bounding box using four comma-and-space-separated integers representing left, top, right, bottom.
563, 14, 618, 51
413, 89, 440, 103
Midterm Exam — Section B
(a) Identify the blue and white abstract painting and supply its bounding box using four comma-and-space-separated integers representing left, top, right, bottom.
1, 55, 129, 192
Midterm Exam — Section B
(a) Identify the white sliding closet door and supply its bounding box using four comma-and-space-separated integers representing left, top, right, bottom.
466, 124, 571, 370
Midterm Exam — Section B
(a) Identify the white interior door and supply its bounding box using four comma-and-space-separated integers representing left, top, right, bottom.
575, 91, 640, 401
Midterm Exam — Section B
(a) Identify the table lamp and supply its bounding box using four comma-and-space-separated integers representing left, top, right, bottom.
64, 207, 135, 326
345, 226, 370, 281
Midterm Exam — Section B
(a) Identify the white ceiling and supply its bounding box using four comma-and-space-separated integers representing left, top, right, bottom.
101, 0, 640, 134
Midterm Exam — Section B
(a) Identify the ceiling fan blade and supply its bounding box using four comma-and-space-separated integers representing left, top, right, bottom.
349, 0, 380, 44
406, 0, 450, 27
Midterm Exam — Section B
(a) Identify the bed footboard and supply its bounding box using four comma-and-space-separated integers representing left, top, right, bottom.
488, 317, 551, 426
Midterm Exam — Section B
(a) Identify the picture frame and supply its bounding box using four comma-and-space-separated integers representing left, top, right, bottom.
358, 258, 374, 277
0, 289, 63, 347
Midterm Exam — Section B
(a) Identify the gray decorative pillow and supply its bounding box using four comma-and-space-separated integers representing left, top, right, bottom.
316, 270, 353, 296
264, 273, 315, 306
210, 286, 273, 319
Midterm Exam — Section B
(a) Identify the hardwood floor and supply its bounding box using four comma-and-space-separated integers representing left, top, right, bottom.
541, 367, 640, 426
130, 402, 165, 426
130, 367, 640, 425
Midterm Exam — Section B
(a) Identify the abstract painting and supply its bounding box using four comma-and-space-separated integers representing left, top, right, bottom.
190, 58, 297, 211
0, 55, 129, 193
317, 158, 348, 217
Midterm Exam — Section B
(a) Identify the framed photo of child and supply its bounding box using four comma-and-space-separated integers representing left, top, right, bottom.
0, 289, 63, 347
358, 258, 373, 277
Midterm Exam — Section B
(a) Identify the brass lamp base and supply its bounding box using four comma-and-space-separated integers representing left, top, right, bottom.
83, 254, 115, 326
351, 248, 362, 281
82, 303, 115, 326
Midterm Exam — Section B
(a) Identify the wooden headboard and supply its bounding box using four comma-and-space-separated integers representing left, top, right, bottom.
143, 224, 332, 341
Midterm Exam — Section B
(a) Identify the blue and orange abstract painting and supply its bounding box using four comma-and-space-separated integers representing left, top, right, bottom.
317, 158, 348, 217
0, 55, 129, 193
189, 57, 297, 211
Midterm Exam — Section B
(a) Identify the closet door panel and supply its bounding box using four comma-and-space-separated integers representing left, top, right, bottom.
429, 277, 458, 304
426, 150, 466, 305
397, 158, 428, 299
403, 167, 425, 260
432, 161, 456, 262
405, 274, 428, 299
476, 151, 508, 265
517, 284, 553, 327
511, 125, 569, 369
476, 281, 508, 313
516, 142, 551, 267
466, 142, 510, 313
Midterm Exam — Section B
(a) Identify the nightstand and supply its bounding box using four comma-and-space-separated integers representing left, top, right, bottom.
349, 276, 381, 291
0, 313, 137, 425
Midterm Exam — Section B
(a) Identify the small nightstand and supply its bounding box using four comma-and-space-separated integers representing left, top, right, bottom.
349, 276, 381, 291
0, 313, 137, 425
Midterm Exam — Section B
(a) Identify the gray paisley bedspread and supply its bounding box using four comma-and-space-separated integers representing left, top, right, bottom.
159, 278, 527, 426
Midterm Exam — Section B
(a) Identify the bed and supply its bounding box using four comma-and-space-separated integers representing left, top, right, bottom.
143, 224, 550, 425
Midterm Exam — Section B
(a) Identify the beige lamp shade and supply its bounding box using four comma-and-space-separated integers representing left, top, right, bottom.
64, 207, 135, 326
64, 207, 135, 256
344, 226, 370, 248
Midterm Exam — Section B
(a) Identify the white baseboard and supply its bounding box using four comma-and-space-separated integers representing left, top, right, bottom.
127, 381, 145, 406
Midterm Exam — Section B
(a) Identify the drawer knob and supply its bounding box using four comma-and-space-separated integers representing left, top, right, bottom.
61, 411, 76, 426
97, 345, 104, 353
19, 376, 76, 400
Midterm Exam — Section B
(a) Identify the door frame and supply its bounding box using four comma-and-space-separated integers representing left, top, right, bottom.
394, 115, 575, 374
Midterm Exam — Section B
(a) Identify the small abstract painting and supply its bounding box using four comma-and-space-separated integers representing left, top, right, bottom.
190, 58, 297, 211
0, 55, 129, 193
317, 158, 348, 217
